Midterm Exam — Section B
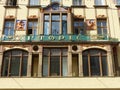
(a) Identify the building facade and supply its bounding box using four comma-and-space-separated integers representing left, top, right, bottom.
0, 0, 120, 89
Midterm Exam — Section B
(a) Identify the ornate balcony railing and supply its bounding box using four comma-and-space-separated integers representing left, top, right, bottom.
0, 34, 118, 42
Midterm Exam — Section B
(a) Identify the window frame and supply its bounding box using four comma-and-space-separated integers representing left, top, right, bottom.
42, 48, 68, 77
1, 50, 28, 77
82, 49, 108, 77
44, 13, 67, 35
97, 19, 107, 35
73, 19, 84, 35
94, 0, 106, 5
3, 20, 15, 36
6, 0, 17, 6
27, 19, 38, 35
72, 0, 84, 6
29, 0, 40, 6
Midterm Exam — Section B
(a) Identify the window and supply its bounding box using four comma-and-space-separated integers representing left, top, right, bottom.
73, 0, 84, 5
2, 50, 28, 77
74, 19, 84, 35
95, 0, 106, 5
42, 48, 68, 77
51, 0, 61, 3
116, 0, 120, 5
4, 20, 14, 36
28, 20, 38, 35
97, 19, 107, 35
44, 14, 67, 35
82, 49, 108, 76
29, 0, 39, 6
6, 0, 17, 6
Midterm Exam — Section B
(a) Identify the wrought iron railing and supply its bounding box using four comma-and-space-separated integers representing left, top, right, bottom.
0, 34, 118, 42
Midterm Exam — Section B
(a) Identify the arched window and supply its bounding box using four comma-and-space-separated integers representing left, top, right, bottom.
82, 49, 108, 76
2, 49, 28, 77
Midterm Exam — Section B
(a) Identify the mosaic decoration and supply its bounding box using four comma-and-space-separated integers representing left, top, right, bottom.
16, 20, 26, 30
86, 19, 96, 30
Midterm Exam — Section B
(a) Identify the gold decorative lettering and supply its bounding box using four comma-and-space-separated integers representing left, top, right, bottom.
69, 35, 72, 40
58, 35, 65, 40
48, 36, 55, 40
39, 36, 44, 40
76, 35, 81, 40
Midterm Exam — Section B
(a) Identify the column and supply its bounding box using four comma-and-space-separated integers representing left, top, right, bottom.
68, 46, 72, 76
0, 52, 3, 77
67, 12, 72, 34
39, 11, 44, 34
79, 51, 83, 76
107, 45, 114, 76
27, 52, 32, 77
38, 46, 43, 77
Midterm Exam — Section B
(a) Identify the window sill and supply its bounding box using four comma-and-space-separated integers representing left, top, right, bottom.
27, 5, 41, 8
4, 5, 19, 8
115, 5, 120, 7
94, 5, 108, 8
71, 5, 86, 8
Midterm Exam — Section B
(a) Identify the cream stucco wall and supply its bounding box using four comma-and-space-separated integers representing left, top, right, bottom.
0, 0, 120, 89
0, 78, 120, 89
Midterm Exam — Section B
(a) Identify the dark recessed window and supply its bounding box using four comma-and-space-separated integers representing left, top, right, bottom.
74, 19, 84, 35
42, 48, 68, 77
28, 20, 38, 35
6, 0, 17, 6
82, 49, 108, 76
2, 50, 28, 77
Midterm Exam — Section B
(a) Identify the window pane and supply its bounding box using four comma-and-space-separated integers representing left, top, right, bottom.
7, 0, 17, 6
74, 20, 84, 35
30, 0, 39, 5
117, 0, 120, 5
83, 56, 89, 76
10, 57, 20, 76
62, 49, 68, 56
95, 0, 105, 5
51, 49, 61, 55
102, 56, 108, 76
45, 15, 50, 20
50, 57, 60, 76
90, 56, 100, 76
21, 56, 28, 76
28, 21, 38, 35
98, 28, 102, 35
4, 21, 14, 36
43, 49, 49, 56
2, 57, 9, 76
52, 15, 60, 20
73, 0, 82, 5
62, 15, 67, 35
44, 22, 49, 35
89, 49, 99, 55
62, 57, 67, 76
52, 22, 60, 35
43, 57, 48, 77
12, 50, 21, 55
51, 0, 60, 3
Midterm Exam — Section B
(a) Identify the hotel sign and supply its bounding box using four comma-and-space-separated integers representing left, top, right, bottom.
29, 35, 90, 41
2, 35, 90, 42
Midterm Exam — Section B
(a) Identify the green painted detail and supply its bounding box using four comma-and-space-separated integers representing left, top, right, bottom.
0, 34, 118, 42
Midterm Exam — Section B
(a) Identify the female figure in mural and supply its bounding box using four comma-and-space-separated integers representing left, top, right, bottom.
16, 20, 25, 30
86, 19, 96, 30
